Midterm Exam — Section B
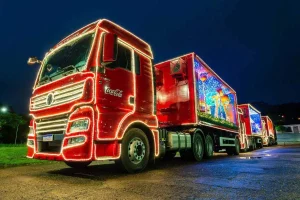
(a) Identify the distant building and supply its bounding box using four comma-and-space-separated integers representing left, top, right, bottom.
283, 124, 300, 133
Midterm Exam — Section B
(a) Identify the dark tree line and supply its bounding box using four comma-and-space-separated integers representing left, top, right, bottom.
0, 104, 29, 144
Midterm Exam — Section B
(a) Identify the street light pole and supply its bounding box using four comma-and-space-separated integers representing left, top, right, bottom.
15, 124, 19, 145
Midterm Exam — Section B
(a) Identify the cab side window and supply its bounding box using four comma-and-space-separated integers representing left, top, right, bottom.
106, 42, 132, 71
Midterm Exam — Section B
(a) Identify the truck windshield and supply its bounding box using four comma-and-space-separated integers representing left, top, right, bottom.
38, 33, 95, 86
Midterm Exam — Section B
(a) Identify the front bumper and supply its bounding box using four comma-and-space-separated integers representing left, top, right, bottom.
27, 106, 94, 161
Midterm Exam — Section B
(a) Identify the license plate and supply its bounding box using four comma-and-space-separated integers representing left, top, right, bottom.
43, 134, 53, 142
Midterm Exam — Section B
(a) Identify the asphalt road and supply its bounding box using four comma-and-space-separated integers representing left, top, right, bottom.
1, 146, 300, 200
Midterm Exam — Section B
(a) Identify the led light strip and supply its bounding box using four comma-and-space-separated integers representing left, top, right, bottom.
95, 37, 158, 141
31, 79, 86, 105
195, 55, 236, 94
199, 121, 239, 134
98, 19, 153, 58
33, 106, 95, 162
30, 77, 94, 119
63, 135, 88, 150
33, 30, 96, 91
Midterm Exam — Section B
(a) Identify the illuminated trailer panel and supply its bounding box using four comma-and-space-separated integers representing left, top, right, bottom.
238, 104, 263, 136
155, 53, 238, 133
262, 116, 274, 137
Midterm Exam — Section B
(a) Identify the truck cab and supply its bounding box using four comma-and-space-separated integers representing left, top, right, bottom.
27, 19, 158, 173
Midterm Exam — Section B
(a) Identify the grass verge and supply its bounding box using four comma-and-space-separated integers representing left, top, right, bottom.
0, 145, 51, 168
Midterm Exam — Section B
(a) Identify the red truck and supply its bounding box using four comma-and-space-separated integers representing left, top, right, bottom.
237, 104, 263, 151
27, 19, 240, 173
261, 116, 275, 146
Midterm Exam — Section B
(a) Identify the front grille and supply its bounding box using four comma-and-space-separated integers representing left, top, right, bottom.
31, 81, 85, 110
36, 116, 68, 134
36, 115, 68, 153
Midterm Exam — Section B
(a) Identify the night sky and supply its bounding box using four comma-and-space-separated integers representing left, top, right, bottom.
0, 0, 299, 114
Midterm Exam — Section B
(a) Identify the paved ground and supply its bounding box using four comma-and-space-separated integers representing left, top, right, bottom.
1, 146, 300, 200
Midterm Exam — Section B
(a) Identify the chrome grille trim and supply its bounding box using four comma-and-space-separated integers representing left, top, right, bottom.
31, 81, 85, 110
36, 117, 68, 134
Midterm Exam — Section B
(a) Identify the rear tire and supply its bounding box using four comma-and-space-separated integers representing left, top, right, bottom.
180, 133, 204, 161
65, 161, 91, 169
242, 139, 248, 152
233, 138, 240, 155
226, 138, 240, 155
204, 135, 214, 158
117, 128, 150, 173
226, 148, 233, 155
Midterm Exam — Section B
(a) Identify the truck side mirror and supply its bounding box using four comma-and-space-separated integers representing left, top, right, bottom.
102, 33, 117, 63
27, 57, 42, 65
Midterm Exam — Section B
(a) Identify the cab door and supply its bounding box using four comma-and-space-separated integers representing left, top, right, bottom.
97, 40, 135, 139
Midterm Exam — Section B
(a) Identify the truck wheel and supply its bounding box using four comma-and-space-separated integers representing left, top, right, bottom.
163, 151, 177, 160
204, 135, 214, 158
65, 161, 91, 169
233, 138, 240, 155
226, 138, 240, 156
180, 133, 204, 161
242, 139, 248, 152
253, 142, 257, 150
117, 128, 149, 173
226, 148, 233, 155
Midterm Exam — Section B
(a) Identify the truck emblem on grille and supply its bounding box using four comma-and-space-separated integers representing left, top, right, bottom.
105, 87, 123, 97
46, 93, 54, 105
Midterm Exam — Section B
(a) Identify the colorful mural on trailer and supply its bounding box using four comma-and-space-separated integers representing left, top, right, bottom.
249, 107, 262, 134
194, 59, 238, 130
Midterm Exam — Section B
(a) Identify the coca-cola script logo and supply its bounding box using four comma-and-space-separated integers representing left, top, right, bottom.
105, 87, 123, 97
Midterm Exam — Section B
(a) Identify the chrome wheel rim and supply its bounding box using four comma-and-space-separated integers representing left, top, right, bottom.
128, 137, 146, 164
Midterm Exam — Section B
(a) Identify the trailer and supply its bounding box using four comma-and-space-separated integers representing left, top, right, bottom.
237, 104, 263, 150
155, 53, 240, 158
261, 116, 275, 146
237, 107, 248, 151
26, 19, 240, 173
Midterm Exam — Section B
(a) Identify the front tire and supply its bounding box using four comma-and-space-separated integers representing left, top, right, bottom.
117, 128, 150, 173
65, 161, 91, 169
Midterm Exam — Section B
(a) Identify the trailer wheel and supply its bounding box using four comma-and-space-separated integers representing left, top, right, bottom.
226, 138, 240, 156
242, 139, 248, 152
117, 128, 149, 173
253, 141, 257, 150
65, 161, 91, 169
181, 133, 204, 161
226, 148, 233, 155
204, 135, 214, 158
232, 138, 240, 155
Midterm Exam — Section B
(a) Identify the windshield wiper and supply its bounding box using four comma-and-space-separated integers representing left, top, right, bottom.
62, 65, 79, 76
39, 75, 52, 85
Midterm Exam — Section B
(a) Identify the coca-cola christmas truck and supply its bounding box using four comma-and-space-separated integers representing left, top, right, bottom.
237, 107, 248, 152
237, 104, 263, 150
261, 116, 275, 146
155, 53, 240, 158
27, 19, 240, 173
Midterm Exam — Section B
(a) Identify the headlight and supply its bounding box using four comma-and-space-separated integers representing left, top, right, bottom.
28, 127, 34, 136
69, 119, 89, 133
68, 136, 86, 145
